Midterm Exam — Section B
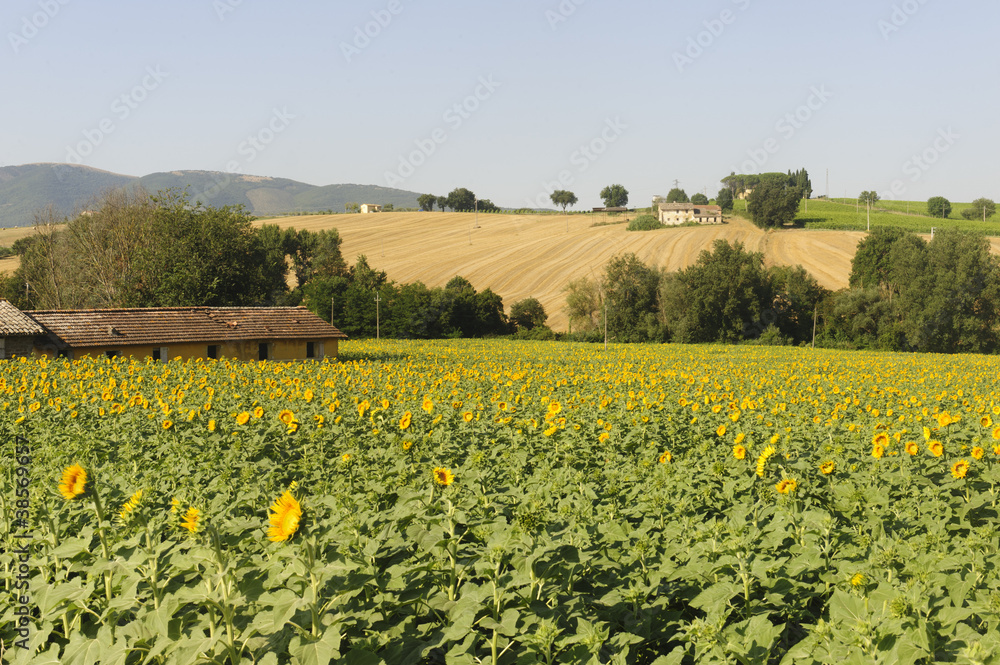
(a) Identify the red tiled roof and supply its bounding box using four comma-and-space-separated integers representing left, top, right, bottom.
26, 306, 347, 348
0, 299, 45, 336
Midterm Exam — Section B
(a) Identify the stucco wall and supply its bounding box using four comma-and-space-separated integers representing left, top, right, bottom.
34, 338, 342, 362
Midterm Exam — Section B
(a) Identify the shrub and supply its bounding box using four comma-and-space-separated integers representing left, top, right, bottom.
626, 214, 662, 231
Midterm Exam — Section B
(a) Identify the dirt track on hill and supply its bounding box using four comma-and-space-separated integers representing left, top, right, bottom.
257, 212, 867, 332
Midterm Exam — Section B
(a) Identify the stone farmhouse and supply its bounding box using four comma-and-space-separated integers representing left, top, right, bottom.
656, 202, 724, 226
360, 204, 382, 214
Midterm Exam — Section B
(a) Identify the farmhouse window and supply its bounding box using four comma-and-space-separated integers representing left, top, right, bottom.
259, 343, 269, 361
306, 342, 315, 358
152, 347, 169, 362
106, 350, 119, 358
207, 345, 218, 359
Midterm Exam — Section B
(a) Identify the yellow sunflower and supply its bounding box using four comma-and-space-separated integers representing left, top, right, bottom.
819, 461, 835, 475
58, 464, 87, 500
267, 491, 302, 542
951, 459, 970, 479
905, 440, 919, 456
871, 443, 884, 459
462, 412, 474, 423
180, 507, 201, 533
162, 419, 172, 430
433, 467, 455, 486
399, 411, 412, 430
972, 446, 984, 461
659, 451, 672, 464
928, 440, 944, 457
235, 411, 250, 425
253, 406, 264, 418
716, 424, 726, 437
982, 415, 993, 429
993, 425, 1000, 441
733, 444, 747, 460
278, 409, 296, 425
775, 478, 798, 494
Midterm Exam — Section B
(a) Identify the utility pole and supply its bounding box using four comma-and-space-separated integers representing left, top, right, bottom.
330, 296, 335, 324
811, 304, 818, 348
474, 198, 479, 229
374, 293, 381, 339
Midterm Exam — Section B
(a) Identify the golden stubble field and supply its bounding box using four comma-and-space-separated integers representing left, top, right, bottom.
257, 211, 868, 331
5, 212, 1000, 331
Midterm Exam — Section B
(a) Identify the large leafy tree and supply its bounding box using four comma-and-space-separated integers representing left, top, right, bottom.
746, 178, 802, 229
599, 184, 629, 208
666, 188, 689, 203
849, 227, 910, 289
927, 196, 951, 218
894, 230, 1000, 353
509, 297, 547, 330
716, 188, 734, 212
446, 188, 476, 212
601, 253, 660, 342
690, 193, 709, 205
962, 198, 996, 221
417, 194, 436, 212
550, 190, 578, 211
660, 240, 775, 343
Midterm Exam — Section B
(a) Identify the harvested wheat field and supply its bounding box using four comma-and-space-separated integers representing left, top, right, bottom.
257, 212, 868, 332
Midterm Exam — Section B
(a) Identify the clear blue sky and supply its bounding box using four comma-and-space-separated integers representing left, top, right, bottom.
3, 0, 997, 209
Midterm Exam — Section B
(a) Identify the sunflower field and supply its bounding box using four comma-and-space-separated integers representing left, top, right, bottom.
4, 340, 1000, 664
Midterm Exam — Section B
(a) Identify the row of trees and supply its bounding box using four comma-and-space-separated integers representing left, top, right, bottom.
2, 187, 549, 340
417, 189, 498, 213
564, 242, 827, 345
860, 192, 996, 221
563, 227, 1000, 354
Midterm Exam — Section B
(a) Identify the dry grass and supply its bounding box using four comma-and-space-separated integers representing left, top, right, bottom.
255, 212, 868, 332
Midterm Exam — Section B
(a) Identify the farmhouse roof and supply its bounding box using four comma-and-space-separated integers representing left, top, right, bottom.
0, 299, 45, 336
26, 306, 348, 348
657, 203, 723, 212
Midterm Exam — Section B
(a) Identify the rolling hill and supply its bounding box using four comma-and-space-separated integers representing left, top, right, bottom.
255, 211, 876, 332
0, 163, 422, 227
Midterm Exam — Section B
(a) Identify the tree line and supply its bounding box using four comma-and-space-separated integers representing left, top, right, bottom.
1, 188, 551, 340
563, 226, 1000, 354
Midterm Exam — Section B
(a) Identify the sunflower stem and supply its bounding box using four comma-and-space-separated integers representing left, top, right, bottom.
90, 490, 113, 603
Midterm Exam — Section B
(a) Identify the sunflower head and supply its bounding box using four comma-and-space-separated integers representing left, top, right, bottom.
267, 491, 302, 542
819, 461, 835, 475
180, 507, 201, 534
775, 478, 798, 494
733, 445, 747, 461
433, 467, 455, 486
58, 464, 87, 500
278, 409, 296, 426
951, 459, 970, 480
399, 412, 412, 430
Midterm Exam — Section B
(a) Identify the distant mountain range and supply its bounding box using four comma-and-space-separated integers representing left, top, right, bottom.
0, 164, 423, 227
